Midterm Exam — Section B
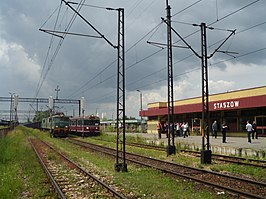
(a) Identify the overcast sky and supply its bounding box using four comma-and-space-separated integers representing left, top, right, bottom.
0, 0, 265, 121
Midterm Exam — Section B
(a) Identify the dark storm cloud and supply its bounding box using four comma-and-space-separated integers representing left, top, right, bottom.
1, 0, 265, 119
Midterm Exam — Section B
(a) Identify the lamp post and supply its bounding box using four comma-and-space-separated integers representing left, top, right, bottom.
136, 90, 143, 133
55, 85, 60, 100
48, 96, 53, 137
80, 97, 85, 138
9, 92, 15, 127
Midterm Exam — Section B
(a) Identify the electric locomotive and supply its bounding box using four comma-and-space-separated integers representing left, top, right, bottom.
69, 114, 100, 136
41, 113, 70, 137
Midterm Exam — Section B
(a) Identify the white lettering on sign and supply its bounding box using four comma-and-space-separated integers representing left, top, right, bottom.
213, 101, 240, 110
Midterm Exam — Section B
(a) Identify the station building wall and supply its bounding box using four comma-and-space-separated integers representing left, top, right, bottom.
140, 86, 266, 136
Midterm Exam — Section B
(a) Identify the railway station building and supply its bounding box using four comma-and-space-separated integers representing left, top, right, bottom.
139, 86, 266, 136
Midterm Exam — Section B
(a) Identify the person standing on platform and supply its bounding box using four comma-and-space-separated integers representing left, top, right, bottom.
157, 121, 162, 139
221, 122, 228, 143
246, 121, 253, 143
187, 122, 190, 136
170, 123, 174, 138
252, 120, 258, 139
179, 123, 183, 137
175, 122, 180, 137
182, 122, 188, 138
164, 122, 168, 138
212, 120, 218, 138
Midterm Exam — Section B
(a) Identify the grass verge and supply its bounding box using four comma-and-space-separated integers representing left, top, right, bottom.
31, 129, 226, 198
0, 127, 55, 198
7, 127, 264, 198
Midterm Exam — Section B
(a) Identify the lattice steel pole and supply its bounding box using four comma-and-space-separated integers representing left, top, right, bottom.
161, 17, 235, 163
200, 23, 211, 164
43, 1, 129, 171
115, 8, 127, 172
166, 1, 176, 156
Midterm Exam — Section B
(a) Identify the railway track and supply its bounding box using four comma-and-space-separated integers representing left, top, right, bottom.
0, 126, 12, 137
68, 138, 266, 199
181, 149, 266, 168
29, 138, 126, 199
125, 142, 266, 168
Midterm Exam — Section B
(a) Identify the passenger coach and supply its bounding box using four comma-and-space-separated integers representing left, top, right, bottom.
69, 115, 100, 136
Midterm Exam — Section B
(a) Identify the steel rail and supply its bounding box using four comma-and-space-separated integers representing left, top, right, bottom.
180, 149, 266, 168
116, 140, 266, 168
70, 138, 266, 185
0, 127, 12, 137
68, 138, 266, 199
88, 138, 266, 168
127, 142, 166, 151
41, 140, 126, 199
29, 139, 66, 199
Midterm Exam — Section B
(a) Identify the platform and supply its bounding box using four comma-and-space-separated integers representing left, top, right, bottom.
124, 133, 266, 158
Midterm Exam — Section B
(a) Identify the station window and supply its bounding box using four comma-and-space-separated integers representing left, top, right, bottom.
224, 111, 237, 117
210, 111, 221, 118
257, 107, 266, 115
241, 109, 256, 116
255, 116, 266, 135
148, 116, 158, 120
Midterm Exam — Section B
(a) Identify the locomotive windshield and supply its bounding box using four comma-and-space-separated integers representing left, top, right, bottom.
53, 116, 70, 127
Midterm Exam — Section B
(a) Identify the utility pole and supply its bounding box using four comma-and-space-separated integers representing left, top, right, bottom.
44, 1, 127, 172
55, 85, 60, 100
14, 95, 19, 125
161, 18, 236, 164
147, 0, 176, 155
9, 92, 14, 127
200, 23, 211, 164
137, 90, 143, 133
165, 0, 176, 156
115, 8, 127, 172
48, 96, 53, 137
80, 97, 85, 138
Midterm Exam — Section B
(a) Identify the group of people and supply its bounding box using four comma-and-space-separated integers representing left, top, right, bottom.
157, 120, 258, 143
246, 120, 258, 143
212, 120, 258, 143
157, 122, 190, 139
211, 120, 228, 143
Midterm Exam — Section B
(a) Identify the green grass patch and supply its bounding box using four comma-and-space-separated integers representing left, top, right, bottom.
90, 132, 148, 144
0, 127, 55, 198
21, 128, 264, 198
210, 163, 266, 181
88, 133, 266, 182
29, 130, 221, 198
115, 167, 220, 199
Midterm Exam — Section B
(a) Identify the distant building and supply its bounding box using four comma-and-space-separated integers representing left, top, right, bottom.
100, 119, 146, 132
139, 86, 266, 136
